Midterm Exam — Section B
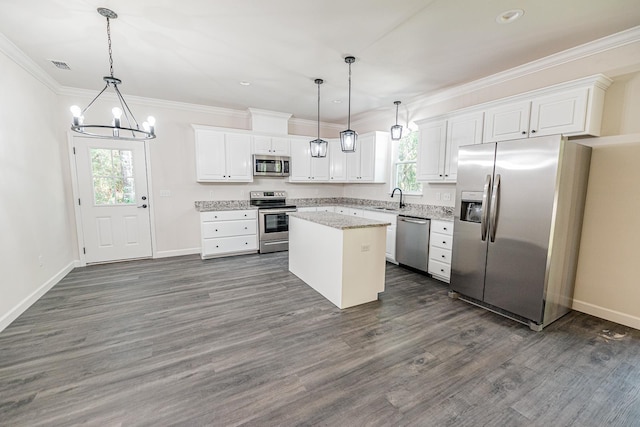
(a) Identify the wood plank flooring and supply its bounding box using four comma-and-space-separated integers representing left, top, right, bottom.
0, 252, 638, 426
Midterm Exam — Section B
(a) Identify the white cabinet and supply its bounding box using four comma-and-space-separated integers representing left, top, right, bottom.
289, 139, 330, 182
363, 210, 397, 263
484, 84, 606, 143
345, 132, 388, 183
328, 139, 348, 182
200, 210, 258, 259
253, 135, 290, 155
417, 111, 483, 183
428, 220, 454, 282
194, 128, 253, 182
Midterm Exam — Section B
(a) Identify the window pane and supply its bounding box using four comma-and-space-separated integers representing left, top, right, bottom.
90, 148, 136, 205
397, 131, 419, 162
395, 162, 422, 193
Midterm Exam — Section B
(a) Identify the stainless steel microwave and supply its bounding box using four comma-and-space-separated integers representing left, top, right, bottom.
253, 155, 290, 177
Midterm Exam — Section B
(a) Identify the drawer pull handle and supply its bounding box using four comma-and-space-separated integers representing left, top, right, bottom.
441, 269, 445, 272
443, 241, 446, 244
441, 255, 445, 258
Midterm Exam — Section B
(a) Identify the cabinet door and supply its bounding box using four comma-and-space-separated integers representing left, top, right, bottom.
329, 139, 347, 182
271, 137, 290, 155
358, 133, 376, 181
289, 140, 312, 181
311, 155, 330, 181
529, 88, 588, 137
253, 136, 272, 155
417, 120, 447, 181
225, 133, 253, 181
346, 147, 361, 181
195, 130, 226, 181
444, 112, 484, 182
483, 101, 531, 143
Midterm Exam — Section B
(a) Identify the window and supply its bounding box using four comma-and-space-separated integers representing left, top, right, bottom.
90, 148, 136, 205
392, 131, 422, 194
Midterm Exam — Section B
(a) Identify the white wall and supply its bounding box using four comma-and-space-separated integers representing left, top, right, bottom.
0, 50, 76, 330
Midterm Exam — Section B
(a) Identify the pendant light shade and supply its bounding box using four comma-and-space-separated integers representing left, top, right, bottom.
390, 100, 403, 141
310, 79, 328, 158
69, 8, 156, 141
340, 56, 358, 152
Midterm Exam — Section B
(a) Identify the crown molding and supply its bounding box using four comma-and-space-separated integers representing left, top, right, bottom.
289, 116, 344, 131
403, 25, 640, 112
58, 85, 250, 119
0, 32, 60, 92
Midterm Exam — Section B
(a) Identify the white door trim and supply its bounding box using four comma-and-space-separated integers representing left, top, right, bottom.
67, 132, 157, 265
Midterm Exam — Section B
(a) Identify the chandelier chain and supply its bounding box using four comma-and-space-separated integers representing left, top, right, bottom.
106, 17, 114, 77
347, 62, 352, 129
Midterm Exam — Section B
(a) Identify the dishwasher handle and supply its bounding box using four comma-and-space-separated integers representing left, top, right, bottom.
399, 217, 428, 225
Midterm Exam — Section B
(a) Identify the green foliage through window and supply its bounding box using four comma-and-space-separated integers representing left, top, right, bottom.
90, 149, 136, 205
393, 132, 422, 194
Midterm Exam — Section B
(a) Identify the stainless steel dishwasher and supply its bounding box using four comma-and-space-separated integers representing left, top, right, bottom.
396, 216, 430, 272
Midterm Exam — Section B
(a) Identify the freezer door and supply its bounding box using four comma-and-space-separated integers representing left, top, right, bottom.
451, 143, 496, 300
483, 136, 561, 323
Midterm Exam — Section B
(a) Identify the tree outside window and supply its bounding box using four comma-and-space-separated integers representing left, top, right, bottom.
392, 131, 422, 194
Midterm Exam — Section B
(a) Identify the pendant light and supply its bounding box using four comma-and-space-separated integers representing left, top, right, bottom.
340, 56, 357, 152
310, 79, 328, 158
69, 8, 156, 141
390, 101, 403, 140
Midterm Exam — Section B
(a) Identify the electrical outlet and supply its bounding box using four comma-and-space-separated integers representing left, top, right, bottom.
209, 190, 215, 199
159, 190, 171, 197
443, 192, 451, 201
38, 255, 43, 267
436, 192, 441, 201
361, 244, 370, 252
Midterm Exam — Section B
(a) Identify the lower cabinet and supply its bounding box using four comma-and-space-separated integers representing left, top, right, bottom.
200, 210, 258, 259
428, 220, 454, 282
362, 210, 397, 263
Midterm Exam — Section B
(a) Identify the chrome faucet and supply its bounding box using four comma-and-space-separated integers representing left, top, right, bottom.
391, 187, 405, 209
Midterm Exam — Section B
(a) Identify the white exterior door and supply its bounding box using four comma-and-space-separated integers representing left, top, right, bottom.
74, 138, 152, 263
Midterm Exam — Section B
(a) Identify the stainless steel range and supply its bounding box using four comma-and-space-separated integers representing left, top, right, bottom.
250, 191, 297, 253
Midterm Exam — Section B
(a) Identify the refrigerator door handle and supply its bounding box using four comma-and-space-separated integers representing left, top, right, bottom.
481, 174, 492, 241
489, 174, 501, 242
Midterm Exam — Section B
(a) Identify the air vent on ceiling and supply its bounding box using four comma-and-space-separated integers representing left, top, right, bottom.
50, 60, 71, 70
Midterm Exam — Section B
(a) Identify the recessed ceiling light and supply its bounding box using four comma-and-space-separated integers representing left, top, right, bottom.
333, 99, 342, 104
496, 9, 524, 24
239, 81, 251, 86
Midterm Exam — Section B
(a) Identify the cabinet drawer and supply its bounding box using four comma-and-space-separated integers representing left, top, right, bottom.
203, 235, 258, 255
201, 210, 256, 222
429, 259, 451, 280
429, 246, 452, 264
202, 219, 256, 239
431, 233, 453, 250
431, 220, 453, 235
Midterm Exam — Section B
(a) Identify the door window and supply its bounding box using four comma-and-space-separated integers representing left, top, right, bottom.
90, 148, 136, 205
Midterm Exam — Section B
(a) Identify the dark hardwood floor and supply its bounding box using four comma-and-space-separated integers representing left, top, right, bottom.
0, 252, 638, 426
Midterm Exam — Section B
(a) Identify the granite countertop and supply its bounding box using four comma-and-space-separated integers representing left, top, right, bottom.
334, 204, 454, 222
289, 212, 391, 230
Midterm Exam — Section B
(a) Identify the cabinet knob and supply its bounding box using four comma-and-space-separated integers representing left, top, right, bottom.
445, 174, 448, 177
443, 227, 447, 230
441, 255, 445, 258
443, 241, 446, 244
531, 130, 537, 133
441, 269, 445, 272
439, 174, 443, 177
215, 229, 218, 232
216, 245, 219, 248
522, 131, 527, 135
244, 227, 247, 230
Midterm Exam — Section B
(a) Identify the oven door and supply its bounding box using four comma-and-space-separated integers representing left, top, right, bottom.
258, 208, 295, 253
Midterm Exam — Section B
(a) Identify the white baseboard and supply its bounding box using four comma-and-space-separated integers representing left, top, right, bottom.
0, 261, 77, 333
572, 299, 640, 330
154, 248, 200, 259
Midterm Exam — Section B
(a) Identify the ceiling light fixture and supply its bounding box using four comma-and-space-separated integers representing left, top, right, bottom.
310, 79, 328, 158
340, 56, 357, 153
496, 9, 524, 24
390, 101, 403, 141
69, 8, 155, 141
239, 81, 251, 86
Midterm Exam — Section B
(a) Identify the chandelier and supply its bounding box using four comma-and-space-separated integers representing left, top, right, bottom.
69, 8, 155, 141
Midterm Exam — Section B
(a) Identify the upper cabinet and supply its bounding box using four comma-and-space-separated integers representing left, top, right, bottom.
194, 127, 253, 182
253, 136, 290, 156
289, 138, 329, 182
346, 131, 389, 183
417, 111, 483, 183
328, 139, 348, 182
483, 77, 608, 143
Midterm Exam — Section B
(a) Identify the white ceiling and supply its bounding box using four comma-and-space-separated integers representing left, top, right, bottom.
1, 0, 639, 123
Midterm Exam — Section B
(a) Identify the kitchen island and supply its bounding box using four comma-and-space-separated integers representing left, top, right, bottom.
288, 212, 390, 309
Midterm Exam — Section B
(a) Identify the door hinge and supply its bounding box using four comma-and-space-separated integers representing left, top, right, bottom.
73, 147, 76, 155
78, 198, 81, 206
83, 247, 86, 254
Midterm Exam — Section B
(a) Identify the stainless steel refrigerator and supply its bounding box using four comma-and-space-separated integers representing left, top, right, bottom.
450, 135, 591, 331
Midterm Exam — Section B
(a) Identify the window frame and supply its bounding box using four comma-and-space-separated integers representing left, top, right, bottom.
389, 131, 422, 196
